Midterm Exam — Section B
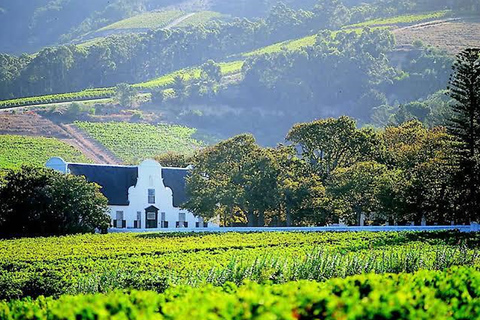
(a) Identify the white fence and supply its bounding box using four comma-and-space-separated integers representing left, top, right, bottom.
110, 223, 479, 233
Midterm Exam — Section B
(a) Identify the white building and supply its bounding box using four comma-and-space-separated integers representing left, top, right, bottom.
46, 157, 216, 229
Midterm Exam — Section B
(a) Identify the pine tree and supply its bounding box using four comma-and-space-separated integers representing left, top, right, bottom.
447, 48, 480, 222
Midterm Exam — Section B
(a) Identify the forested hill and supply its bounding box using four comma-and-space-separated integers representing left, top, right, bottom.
0, 0, 322, 54
0, 0, 479, 147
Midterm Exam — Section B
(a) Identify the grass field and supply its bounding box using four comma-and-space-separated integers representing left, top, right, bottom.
0, 135, 90, 170
0, 231, 479, 319
74, 122, 208, 163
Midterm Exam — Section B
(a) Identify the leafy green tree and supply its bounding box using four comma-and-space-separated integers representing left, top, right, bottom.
327, 161, 390, 225
381, 120, 456, 224
271, 146, 326, 226
287, 116, 379, 181
154, 152, 192, 168
114, 83, 137, 107
446, 48, 480, 222
184, 134, 282, 227
0, 167, 110, 237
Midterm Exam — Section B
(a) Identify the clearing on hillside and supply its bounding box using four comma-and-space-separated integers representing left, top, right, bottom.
0, 135, 91, 170
74, 122, 211, 164
394, 17, 480, 54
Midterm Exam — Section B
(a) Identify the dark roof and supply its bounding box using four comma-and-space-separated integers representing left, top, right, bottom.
68, 164, 138, 206
162, 168, 189, 207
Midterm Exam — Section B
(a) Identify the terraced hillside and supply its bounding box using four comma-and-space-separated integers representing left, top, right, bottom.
74, 122, 210, 164
0, 135, 91, 170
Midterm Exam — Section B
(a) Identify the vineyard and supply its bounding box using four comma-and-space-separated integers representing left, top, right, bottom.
98, 10, 223, 32
0, 231, 479, 318
74, 122, 208, 163
0, 135, 90, 170
0, 88, 114, 109
135, 60, 244, 89
2, 267, 479, 319
98, 10, 185, 31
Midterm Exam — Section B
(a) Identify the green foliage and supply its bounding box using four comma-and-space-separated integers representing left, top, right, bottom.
0, 166, 110, 238
287, 116, 380, 181
0, 268, 480, 320
0, 135, 91, 170
114, 83, 137, 107
135, 61, 243, 90
154, 152, 192, 168
0, 231, 479, 300
74, 122, 207, 163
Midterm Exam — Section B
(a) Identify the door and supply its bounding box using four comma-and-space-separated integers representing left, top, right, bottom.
146, 211, 158, 228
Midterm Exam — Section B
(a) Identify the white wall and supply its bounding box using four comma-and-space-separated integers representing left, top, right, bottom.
111, 160, 213, 229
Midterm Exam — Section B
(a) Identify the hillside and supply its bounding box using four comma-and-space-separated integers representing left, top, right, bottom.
0, 0, 311, 54
1, 0, 479, 160
0, 135, 91, 170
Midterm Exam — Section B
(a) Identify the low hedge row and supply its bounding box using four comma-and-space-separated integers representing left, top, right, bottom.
1, 266, 479, 319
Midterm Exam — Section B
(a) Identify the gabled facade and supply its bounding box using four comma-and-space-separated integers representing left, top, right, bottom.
46, 157, 216, 229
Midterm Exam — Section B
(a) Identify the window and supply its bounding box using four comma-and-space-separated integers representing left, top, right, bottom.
116, 211, 124, 229
147, 212, 156, 220
136, 211, 141, 229
179, 212, 186, 222
148, 189, 155, 204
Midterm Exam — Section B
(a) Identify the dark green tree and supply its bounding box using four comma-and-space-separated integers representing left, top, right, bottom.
0, 167, 110, 237
447, 48, 480, 222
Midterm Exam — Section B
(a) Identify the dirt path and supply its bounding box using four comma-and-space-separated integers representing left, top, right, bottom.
164, 12, 196, 29
60, 124, 122, 165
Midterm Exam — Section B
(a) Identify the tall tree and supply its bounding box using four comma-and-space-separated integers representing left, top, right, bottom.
183, 134, 270, 227
286, 116, 379, 181
447, 48, 480, 222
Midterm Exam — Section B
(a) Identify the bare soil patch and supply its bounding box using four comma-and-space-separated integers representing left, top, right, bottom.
394, 17, 480, 54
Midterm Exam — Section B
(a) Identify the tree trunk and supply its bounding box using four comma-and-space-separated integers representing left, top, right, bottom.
286, 206, 292, 227
247, 211, 255, 227
258, 211, 265, 227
